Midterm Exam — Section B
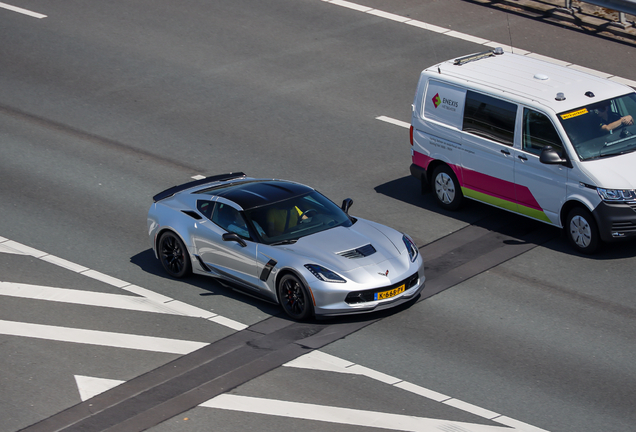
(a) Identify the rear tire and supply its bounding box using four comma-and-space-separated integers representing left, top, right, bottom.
565, 207, 599, 254
158, 231, 192, 278
432, 165, 463, 211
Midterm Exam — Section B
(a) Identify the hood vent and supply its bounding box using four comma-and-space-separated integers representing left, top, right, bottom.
338, 244, 376, 259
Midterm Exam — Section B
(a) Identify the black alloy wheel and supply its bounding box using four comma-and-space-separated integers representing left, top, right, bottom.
159, 231, 191, 278
278, 274, 313, 320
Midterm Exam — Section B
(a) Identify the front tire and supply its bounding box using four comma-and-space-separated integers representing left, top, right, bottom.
432, 165, 463, 210
278, 274, 313, 321
158, 231, 192, 278
565, 207, 599, 254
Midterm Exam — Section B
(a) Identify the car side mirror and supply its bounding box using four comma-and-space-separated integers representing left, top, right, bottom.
341, 198, 353, 214
222, 232, 247, 247
539, 146, 566, 165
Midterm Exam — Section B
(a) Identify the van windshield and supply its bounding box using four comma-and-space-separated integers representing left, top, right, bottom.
558, 93, 636, 161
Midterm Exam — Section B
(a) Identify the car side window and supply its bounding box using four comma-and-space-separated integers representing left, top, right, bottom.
196, 200, 215, 220
212, 203, 250, 239
523, 108, 564, 156
462, 91, 517, 146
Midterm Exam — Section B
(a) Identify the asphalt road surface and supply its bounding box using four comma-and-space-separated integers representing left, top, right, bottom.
1, 1, 635, 432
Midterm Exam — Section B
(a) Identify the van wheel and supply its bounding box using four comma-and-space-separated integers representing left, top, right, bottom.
565, 207, 599, 254
432, 165, 463, 210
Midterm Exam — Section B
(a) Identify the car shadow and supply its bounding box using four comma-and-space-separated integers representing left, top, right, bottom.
130, 248, 422, 325
129, 249, 282, 316
375, 175, 636, 260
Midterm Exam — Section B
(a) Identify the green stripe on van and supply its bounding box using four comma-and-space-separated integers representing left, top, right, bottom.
462, 188, 551, 223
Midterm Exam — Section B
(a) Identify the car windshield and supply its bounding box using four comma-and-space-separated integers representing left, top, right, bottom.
558, 92, 636, 161
244, 191, 353, 245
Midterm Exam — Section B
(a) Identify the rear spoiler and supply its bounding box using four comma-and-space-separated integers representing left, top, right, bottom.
152, 172, 246, 202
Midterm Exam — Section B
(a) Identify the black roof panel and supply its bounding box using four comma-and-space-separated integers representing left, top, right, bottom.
197, 180, 313, 210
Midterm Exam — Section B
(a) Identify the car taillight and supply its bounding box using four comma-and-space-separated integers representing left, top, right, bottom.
410, 125, 414, 146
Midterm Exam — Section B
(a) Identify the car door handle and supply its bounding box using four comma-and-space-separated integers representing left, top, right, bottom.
500, 149, 511, 156
518, 154, 528, 161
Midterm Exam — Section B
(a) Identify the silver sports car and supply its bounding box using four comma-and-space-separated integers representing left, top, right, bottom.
147, 173, 425, 320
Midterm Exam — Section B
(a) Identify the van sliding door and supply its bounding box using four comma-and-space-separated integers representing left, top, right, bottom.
460, 91, 517, 212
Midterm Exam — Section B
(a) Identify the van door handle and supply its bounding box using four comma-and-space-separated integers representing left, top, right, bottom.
518, 154, 528, 161
500, 149, 510, 156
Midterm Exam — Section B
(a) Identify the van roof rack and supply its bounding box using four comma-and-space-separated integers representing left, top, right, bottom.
453, 47, 503, 66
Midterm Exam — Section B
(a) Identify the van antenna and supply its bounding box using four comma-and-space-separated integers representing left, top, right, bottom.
506, 14, 514, 54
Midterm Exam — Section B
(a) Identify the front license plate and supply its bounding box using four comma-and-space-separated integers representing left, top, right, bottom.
374, 284, 405, 301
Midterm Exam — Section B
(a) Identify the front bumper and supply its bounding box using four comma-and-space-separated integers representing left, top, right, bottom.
593, 201, 636, 242
310, 258, 426, 317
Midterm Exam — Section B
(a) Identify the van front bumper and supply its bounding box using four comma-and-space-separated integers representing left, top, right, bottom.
593, 201, 636, 242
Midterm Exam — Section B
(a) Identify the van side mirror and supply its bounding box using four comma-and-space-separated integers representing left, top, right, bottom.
539, 146, 566, 165
341, 198, 353, 214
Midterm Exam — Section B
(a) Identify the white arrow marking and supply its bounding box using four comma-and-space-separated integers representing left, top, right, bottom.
75, 375, 124, 401
285, 351, 550, 432
202, 394, 515, 431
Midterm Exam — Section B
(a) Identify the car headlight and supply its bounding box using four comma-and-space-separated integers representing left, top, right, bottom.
597, 188, 636, 203
402, 234, 419, 263
304, 264, 346, 283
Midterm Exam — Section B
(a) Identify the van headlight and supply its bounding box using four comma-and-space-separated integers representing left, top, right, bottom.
402, 234, 419, 262
597, 188, 636, 203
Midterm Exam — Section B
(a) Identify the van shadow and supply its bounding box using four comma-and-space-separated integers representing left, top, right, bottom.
375, 175, 636, 260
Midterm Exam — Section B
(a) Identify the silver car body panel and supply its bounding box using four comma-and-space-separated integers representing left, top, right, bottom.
147, 176, 425, 317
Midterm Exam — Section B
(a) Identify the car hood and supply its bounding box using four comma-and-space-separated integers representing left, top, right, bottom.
276, 219, 406, 273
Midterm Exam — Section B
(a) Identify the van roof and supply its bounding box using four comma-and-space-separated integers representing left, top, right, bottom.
427, 50, 633, 113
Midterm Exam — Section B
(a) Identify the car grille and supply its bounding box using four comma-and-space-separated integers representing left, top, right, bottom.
338, 244, 376, 259
345, 272, 419, 304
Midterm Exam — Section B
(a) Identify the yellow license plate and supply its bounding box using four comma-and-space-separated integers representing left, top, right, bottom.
375, 284, 405, 301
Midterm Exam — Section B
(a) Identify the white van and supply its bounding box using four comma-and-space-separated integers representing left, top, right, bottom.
410, 48, 636, 253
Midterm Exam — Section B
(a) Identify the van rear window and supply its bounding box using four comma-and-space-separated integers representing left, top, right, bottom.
462, 91, 517, 146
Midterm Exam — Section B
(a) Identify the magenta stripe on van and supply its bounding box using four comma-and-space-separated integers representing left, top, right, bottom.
412, 152, 543, 212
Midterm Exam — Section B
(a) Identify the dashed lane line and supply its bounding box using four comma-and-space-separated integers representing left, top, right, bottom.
0, 1, 46, 18
322, 0, 636, 88
0, 236, 248, 331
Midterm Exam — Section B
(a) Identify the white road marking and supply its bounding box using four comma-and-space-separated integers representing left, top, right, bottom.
321, 0, 636, 88
285, 351, 550, 432
0, 282, 206, 316
0, 1, 46, 18
202, 394, 516, 431
0, 237, 249, 331
0, 319, 208, 354
376, 115, 410, 129
75, 375, 124, 401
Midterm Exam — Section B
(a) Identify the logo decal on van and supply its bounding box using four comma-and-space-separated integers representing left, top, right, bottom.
432, 93, 459, 111
432, 93, 441, 108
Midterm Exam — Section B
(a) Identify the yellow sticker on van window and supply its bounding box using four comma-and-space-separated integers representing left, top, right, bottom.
560, 108, 588, 120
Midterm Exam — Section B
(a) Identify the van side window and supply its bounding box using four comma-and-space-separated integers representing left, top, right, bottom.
462, 91, 517, 146
523, 109, 564, 156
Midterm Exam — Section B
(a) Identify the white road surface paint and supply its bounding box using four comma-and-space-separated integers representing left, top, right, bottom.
0, 1, 46, 18
0, 236, 248, 331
